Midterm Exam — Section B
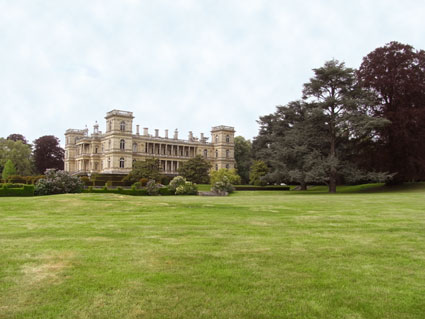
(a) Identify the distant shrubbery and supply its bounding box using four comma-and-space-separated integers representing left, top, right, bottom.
35, 169, 84, 195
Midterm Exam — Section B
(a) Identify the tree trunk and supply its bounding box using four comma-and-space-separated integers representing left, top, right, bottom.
300, 181, 307, 191
329, 169, 337, 193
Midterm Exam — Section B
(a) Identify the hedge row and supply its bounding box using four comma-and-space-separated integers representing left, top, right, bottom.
0, 175, 44, 185
0, 184, 35, 196
234, 185, 290, 191
83, 186, 173, 196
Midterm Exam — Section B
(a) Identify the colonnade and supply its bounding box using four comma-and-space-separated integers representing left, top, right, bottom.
143, 142, 197, 158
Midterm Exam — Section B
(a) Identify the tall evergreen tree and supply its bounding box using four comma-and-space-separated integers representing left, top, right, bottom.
254, 60, 390, 192
302, 60, 389, 192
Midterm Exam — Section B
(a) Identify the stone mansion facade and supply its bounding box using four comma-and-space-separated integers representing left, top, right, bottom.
64, 110, 235, 175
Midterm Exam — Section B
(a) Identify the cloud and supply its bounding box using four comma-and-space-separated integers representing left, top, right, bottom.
0, 0, 424, 144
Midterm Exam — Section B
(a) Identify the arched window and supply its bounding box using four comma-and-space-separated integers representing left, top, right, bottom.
120, 121, 126, 131
225, 164, 229, 169
215, 135, 218, 143
226, 150, 229, 158
215, 164, 218, 171
215, 150, 218, 158
120, 158, 125, 168
95, 147, 98, 154
226, 135, 230, 143
133, 143, 137, 152
107, 157, 111, 168
203, 149, 208, 158
120, 139, 125, 150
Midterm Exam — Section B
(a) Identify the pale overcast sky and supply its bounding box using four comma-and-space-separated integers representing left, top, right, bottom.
1, 0, 425, 145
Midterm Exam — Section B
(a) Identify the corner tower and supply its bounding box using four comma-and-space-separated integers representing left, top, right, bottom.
103, 110, 135, 173
211, 125, 235, 170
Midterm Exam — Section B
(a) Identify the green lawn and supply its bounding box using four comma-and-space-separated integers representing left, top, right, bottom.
1, 185, 425, 318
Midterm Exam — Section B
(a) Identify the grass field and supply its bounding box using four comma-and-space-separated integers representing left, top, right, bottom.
1, 184, 425, 318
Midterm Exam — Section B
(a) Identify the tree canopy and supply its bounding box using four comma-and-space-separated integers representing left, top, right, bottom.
33, 136, 64, 174
0, 138, 33, 176
178, 155, 211, 184
253, 60, 390, 192
125, 158, 162, 183
7, 134, 28, 145
358, 41, 425, 182
234, 136, 252, 184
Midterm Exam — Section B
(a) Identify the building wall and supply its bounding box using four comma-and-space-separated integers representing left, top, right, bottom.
64, 110, 236, 175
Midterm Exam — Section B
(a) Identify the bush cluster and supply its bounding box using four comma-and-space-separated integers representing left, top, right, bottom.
169, 176, 198, 195
35, 169, 84, 195
211, 176, 235, 194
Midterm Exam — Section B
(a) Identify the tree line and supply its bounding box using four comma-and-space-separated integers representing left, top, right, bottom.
233, 42, 425, 192
0, 134, 64, 180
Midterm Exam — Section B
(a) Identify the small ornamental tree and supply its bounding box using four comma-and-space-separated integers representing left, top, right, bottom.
249, 160, 269, 186
178, 155, 211, 184
35, 169, 84, 195
2, 160, 17, 181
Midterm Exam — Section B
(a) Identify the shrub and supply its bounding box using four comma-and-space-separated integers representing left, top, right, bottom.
146, 180, 160, 195
159, 187, 172, 196
169, 176, 186, 193
106, 180, 112, 187
80, 176, 91, 186
132, 182, 142, 189
210, 168, 241, 185
175, 181, 198, 195
35, 169, 84, 195
139, 178, 149, 186
0, 184, 34, 197
160, 175, 171, 185
211, 176, 235, 194
7, 175, 26, 184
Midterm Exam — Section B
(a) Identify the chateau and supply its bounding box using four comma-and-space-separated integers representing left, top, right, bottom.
64, 110, 235, 175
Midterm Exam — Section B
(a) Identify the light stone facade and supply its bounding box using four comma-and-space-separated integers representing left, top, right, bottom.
64, 110, 235, 175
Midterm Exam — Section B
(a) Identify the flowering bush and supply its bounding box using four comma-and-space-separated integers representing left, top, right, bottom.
175, 181, 198, 195
211, 176, 234, 194
35, 169, 84, 195
168, 176, 186, 193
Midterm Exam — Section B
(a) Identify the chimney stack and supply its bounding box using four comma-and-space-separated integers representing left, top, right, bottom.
174, 129, 178, 139
200, 133, 204, 141
136, 125, 140, 135
155, 129, 159, 137
165, 129, 169, 138
188, 131, 193, 141
143, 128, 149, 136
